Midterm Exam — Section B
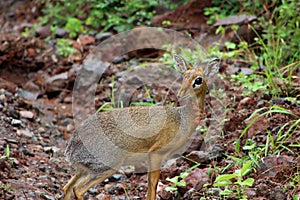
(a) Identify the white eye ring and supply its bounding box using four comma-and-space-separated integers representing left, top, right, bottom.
192, 76, 203, 88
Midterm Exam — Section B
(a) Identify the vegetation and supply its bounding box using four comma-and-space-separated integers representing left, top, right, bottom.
13, 0, 299, 199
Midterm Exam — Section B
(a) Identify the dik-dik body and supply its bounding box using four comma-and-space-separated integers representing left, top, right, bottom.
63, 55, 220, 200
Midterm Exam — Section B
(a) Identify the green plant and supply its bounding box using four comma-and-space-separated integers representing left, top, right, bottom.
231, 72, 267, 96
65, 17, 84, 38
39, 0, 165, 35
0, 145, 15, 164
56, 38, 76, 57
204, 0, 264, 25
241, 105, 300, 154
165, 162, 200, 193
252, 1, 300, 97
213, 160, 254, 199
97, 76, 124, 112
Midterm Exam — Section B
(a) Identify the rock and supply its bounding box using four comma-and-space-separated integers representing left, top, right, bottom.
78, 34, 95, 45
185, 151, 208, 164
245, 188, 257, 197
8, 106, 19, 119
120, 166, 135, 178
206, 145, 224, 161
27, 48, 36, 57
55, 28, 67, 38
183, 168, 209, 190
109, 173, 124, 182
41, 194, 55, 200
112, 56, 126, 64
214, 14, 257, 26
17, 129, 34, 137
88, 188, 97, 195
38, 127, 46, 133
238, 97, 255, 109
20, 110, 34, 119
20, 147, 35, 156
44, 146, 60, 154
256, 100, 265, 108
0, 79, 18, 94
11, 119, 22, 126
95, 32, 113, 41
36, 26, 51, 39
17, 88, 39, 100
269, 186, 286, 200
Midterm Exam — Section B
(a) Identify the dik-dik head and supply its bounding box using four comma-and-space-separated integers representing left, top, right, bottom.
174, 55, 220, 99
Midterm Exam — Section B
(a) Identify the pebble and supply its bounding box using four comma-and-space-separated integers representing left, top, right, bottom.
55, 28, 67, 38
20, 110, 34, 119
88, 188, 97, 195
11, 119, 22, 126
38, 127, 46, 133
17, 129, 34, 137
109, 173, 124, 182
95, 32, 113, 41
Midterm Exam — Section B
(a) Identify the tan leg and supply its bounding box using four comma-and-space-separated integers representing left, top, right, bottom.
146, 154, 162, 200
73, 169, 117, 200
63, 170, 84, 200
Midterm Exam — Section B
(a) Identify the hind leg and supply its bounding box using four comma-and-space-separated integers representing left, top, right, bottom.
63, 169, 86, 200
73, 168, 117, 199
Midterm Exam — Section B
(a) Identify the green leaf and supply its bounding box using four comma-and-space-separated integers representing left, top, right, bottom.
240, 178, 254, 186
6, 145, 10, 157
165, 186, 177, 192
177, 180, 186, 187
225, 41, 236, 49
166, 176, 179, 184
215, 174, 236, 182
213, 180, 232, 187
241, 160, 252, 176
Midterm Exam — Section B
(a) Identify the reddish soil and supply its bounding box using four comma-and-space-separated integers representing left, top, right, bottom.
0, 1, 299, 200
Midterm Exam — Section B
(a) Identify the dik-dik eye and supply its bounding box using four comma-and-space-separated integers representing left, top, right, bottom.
192, 76, 203, 88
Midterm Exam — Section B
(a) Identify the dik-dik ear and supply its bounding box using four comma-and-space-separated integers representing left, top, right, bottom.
173, 55, 192, 73
204, 57, 220, 78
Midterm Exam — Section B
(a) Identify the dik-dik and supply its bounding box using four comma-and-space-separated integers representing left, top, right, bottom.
63, 55, 220, 200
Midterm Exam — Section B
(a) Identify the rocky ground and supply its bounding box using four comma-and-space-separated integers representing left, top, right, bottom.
0, 1, 299, 200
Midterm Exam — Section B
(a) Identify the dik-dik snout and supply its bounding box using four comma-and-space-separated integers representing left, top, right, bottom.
63, 55, 220, 200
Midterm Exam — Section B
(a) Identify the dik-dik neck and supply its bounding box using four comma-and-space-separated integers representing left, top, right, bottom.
178, 90, 206, 131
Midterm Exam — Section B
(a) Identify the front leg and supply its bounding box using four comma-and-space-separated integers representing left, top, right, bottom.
146, 153, 162, 200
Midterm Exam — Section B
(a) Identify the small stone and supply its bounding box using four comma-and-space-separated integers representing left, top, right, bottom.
27, 48, 36, 57
95, 32, 113, 41
36, 26, 51, 39
270, 186, 286, 200
109, 174, 123, 182
41, 194, 55, 200
122, 166, 135, 178
118, 196, 126, 200
55, 28, 67, 38
186, 151, 208, 164
206, 145, 225, 161
78, 34, 95, 45
66, 124, 74, 133
88, 188, 97, 195
38, 127, 46, 133
20, 110, 34, 119
20, 147, 35, 156
11, 119, 22, 126
112, 56, 125, 64
0, 94, 5, 101
17, 129, 34, 137
256, 100, 265, 108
